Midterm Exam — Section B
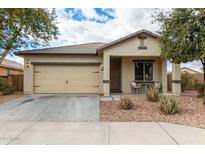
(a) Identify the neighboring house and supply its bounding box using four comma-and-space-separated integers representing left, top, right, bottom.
15, 29, 181, 96
168, 67, 203, 75
167, 67, 203, 91
0, 59, 24, 91
0, 59, 24, 77
180, 67, 203, 74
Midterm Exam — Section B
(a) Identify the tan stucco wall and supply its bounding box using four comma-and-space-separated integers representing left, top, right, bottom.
23, 55, 103, 94
0, 67, 9, 76
0, 66, 23, 76
12, 69, 23, 75
102, 35, 161, 57
121, 57, 163, 93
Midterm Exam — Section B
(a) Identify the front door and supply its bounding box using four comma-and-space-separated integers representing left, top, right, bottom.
110, 57, 121, 92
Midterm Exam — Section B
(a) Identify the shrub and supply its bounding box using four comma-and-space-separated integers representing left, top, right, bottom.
0, 77, 15, 95
159, 95, 179, 114
0, 77, 7, 91
119, 96, 133, 110
181, 72, 192, 92
146, 86, 159, 102
193, 82, 204, 98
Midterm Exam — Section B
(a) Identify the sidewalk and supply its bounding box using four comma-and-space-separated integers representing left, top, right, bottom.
0, 122, 205, 145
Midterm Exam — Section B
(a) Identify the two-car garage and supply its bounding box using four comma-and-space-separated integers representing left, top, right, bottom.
34, 64, 100, 94
15, 42, 105, 94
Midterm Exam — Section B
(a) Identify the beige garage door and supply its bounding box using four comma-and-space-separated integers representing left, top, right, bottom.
34, 65, 100, 93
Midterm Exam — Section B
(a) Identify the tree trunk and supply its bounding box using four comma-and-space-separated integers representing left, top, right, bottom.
0, 50, 8, 64
0, 28, 22, 64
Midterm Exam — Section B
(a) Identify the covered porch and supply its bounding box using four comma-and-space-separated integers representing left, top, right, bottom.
103, 56, 168, 95
103, 55, 181, 96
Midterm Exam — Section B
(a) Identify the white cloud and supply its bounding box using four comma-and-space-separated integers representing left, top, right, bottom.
50, 8, 158, 46
11, 8, 202, 71
6, 54, 24, 64
80, 8, 109, 21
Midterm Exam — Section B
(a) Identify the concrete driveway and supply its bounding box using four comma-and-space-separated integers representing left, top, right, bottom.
0, 94, 205, 144
0, 94, 99, 122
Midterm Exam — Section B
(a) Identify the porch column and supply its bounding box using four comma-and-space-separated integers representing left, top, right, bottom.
161, 59, 167, 93
103, 53, 110, 96
172, 63, 181, 95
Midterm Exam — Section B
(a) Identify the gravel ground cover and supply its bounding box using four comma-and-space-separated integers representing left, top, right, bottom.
100, 95, 205, 129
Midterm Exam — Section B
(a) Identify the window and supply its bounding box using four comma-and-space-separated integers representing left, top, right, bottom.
135, 63, 143, 80
135, 62, 153, 81
140, 39, 145, 46
138, 36, 147, 49
7, 69, 13, 76
145, 63, 153, 80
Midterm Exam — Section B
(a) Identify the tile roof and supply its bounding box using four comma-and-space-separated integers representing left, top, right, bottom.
15, 29, 159, 56
15, 42, 106, 55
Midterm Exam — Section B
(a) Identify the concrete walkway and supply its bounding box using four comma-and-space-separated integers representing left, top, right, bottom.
0, 122, 205, 145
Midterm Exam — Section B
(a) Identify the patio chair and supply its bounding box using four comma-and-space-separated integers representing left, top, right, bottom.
130, 81, 141, 94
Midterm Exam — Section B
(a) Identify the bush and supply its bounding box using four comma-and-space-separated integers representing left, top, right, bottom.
0, 77, 15, 95
181, 73, 192, 92
119, 96, 133, 110
159, 95, 179, 114
0, 77, 7, 91
193, 82, 204, 98
146, 86, 159, 102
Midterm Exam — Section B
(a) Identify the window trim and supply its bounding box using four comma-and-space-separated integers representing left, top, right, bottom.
135, 62, 144, 81
138, 35, 147, 50
144, 62, 153, 81
140, 39, 145, 46
134, 62, 153, 81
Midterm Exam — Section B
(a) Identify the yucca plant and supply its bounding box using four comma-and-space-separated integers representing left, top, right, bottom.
119, 96, 133, 110
159, 95, 179, 114
146, 86, 159, 102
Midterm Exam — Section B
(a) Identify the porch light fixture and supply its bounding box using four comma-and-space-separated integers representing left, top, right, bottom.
26, 62, 30, 68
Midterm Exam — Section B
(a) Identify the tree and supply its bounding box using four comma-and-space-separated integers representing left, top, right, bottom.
154, 8, 205, 104
0, 8, 58, 63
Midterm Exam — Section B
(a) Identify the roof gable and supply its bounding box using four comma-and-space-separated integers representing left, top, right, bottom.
181, 67, 202, 74
96, 30, 160, 52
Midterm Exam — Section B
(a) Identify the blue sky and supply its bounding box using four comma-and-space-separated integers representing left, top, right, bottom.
64, 8, 114, 23
8, 8, 202, 71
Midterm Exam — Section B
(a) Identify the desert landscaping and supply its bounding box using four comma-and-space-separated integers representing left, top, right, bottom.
100, 94, 205, 129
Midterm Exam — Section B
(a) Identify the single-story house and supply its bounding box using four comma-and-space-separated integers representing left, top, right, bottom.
0, 59, 24, 77
15, 29, 181, 96
180, 67, 203, 74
